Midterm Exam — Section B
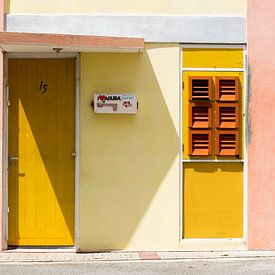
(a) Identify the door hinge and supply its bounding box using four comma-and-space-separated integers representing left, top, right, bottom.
7, 86, 10, 107
7, 207, 9, 213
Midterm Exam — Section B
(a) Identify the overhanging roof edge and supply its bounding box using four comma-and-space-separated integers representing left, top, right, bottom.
0, 31, 144, 52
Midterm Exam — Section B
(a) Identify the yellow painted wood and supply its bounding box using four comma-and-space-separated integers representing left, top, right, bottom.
182, 48, 244, 239
182, 48, 244, 68
182, 71, 244, 159
183, 163, 243, 238
8, 59, 75, 246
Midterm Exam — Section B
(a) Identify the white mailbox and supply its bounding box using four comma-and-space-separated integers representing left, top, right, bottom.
94, 94, 138, 114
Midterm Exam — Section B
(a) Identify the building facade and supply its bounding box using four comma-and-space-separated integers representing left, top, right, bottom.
248, 0, 275, 250
0, 0, 270, 251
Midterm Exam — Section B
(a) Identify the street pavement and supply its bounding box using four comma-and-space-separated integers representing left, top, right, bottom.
0, 250, 275, 274
1, 258, 275, 274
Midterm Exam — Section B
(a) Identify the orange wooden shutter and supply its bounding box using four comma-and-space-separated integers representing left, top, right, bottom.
189, 130, 212, 156
215, 77, 239, 101
215, 103, 239, 129
215, 130, 239, 156
189, 76, 213, 101
189, 102, 212, 129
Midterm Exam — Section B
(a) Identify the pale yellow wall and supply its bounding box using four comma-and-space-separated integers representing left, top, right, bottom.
5, 0, 246, 16
79, 44, 180, 251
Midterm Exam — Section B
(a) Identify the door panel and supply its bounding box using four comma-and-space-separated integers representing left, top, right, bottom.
8, 59, 75, 246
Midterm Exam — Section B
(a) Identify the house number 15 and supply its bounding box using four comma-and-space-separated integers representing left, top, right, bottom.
39, 81, 48, 94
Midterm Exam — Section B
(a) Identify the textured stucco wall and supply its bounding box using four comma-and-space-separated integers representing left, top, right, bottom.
248, 0, 275, 249
79, 44, 180, 251
5, 15, 246, 44
5, 0, 246, 16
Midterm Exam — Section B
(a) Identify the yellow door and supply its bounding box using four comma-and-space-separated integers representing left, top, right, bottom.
8, 59, 75, 246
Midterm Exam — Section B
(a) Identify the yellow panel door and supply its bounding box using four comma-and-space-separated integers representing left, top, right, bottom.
8, 59, 75, 246
183, 163, 243, 238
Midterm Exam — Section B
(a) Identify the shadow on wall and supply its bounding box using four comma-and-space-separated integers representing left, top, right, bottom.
80, 44, 180, 250
191, 163, 243, 173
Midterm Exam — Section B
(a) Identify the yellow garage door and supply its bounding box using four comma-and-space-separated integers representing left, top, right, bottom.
8, 59, 75, 246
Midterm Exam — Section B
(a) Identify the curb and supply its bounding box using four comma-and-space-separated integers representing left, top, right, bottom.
0, 251, 275, 264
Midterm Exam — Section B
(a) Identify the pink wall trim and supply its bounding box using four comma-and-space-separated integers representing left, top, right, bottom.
248, 0, 275, 249
0, 32, 144, 51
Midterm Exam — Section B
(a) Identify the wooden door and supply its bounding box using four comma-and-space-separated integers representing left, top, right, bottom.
8, 59, 75, 246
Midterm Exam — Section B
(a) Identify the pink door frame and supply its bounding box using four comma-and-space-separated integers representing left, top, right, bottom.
0, 0, 5, 251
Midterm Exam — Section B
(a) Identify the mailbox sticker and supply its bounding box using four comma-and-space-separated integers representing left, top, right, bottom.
94, 94, 137, 114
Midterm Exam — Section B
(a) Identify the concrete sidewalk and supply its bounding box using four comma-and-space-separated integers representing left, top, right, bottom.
0, 250, 275, 263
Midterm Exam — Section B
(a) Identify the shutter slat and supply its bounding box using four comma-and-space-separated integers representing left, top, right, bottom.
189, 130, 212, 156
216, 77, 239, 101
215, 131, 239, 156
189, 103, 212, 129
215, 103, 239, 129
189, 77, 212, 100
